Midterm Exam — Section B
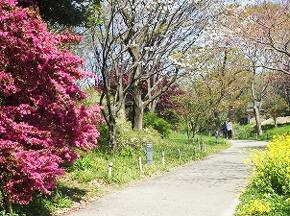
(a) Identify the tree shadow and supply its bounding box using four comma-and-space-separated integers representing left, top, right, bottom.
58, 184, 87, 203
13, 185, 87, 216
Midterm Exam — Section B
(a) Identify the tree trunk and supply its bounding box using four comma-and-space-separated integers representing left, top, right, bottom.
186, 119, 190, 143
133, 101, 144, 130
133, 88, 144, 130
274, 118, 278, 128
214, 112, 221, 132
101, 87, 118, 151
108, 115, 118, 151
253, 102, 263, 135
148, 98, 159, 113
3, 193, 13, 215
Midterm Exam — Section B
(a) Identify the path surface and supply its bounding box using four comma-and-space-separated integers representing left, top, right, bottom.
66, 140, 267, 216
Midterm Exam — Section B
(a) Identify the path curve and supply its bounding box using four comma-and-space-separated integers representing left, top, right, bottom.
66, 140, 267, 216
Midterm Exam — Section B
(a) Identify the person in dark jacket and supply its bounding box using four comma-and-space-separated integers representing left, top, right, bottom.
222, 121, 228, 139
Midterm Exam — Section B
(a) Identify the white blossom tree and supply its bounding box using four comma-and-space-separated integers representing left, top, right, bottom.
116, 0, 218, 130
85, 0, 219, 149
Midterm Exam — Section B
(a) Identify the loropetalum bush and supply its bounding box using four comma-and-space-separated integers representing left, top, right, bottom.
0, 0, 103, 206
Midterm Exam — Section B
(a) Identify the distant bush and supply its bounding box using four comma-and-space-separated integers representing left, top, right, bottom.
159, 109, 183, 131
143, 112, 171, 138
234, 122, 290, 141
116, 111, 163, 152
233, 123, 255, 139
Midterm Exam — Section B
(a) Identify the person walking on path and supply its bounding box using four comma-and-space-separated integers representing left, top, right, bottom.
222, 121, 228, 139
227, 120, 233, 140
65, 140, 267, 216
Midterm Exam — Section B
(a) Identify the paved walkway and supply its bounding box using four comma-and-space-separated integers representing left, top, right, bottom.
66, 140, 267, 216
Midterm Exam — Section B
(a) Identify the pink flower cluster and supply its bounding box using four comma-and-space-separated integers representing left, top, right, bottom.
0, 1, 103, 205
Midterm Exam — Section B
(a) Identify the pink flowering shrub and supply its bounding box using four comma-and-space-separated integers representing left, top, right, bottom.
0, 0, 103, 205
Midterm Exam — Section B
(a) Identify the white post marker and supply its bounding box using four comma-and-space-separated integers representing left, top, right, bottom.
108, 162, 113, 178
202, 142, 206, 151
146, 142, 153, 164
193, 146, 197, 155
139, 156, 142, 172
215, 131, 219, 143
162, 152, 165, 164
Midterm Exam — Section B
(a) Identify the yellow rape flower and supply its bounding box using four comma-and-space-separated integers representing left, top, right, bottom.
243, 158, 251, 164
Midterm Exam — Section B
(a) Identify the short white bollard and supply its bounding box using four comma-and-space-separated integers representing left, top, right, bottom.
108, 162, 113, 178
202, 142, 206, 151
139, 156, 142, 172
215, 131, 219, 143
193, 146, 197, 155
162, 152, 165, 164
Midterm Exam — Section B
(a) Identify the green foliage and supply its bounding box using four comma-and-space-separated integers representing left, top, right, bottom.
0, 211, 20, 216
143, 112, 171, 138
18, 0, 102, 27
159, 109, 183, 131
81, 87, 101, 108
263, 89, 290, 125
233, 123, 256, 140
262, 123, 290, 139
152, 118, 171, 138
234, 122, 290, 141
95, 123, 110, 151
10, 183, 86, 216
236, 134, 290, 215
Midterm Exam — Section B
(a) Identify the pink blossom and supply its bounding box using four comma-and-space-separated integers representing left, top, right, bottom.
0, 0, 103, 204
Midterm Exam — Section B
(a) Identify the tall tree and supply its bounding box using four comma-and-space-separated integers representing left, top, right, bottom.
175, 45, 248, 139
88, 2, 135, 151
87, 0, 217, 149
117, 0, 215, 130
179, 13, 250, 133
177, 81, 211, 140
225, 2, 283, 135
0, 1, 103, 212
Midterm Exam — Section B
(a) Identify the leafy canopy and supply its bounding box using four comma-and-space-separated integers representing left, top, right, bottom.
17, 0, 101, 26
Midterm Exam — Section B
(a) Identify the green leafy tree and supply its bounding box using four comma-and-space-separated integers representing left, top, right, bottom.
264, 86, 290, 128
17, 0, 101, 27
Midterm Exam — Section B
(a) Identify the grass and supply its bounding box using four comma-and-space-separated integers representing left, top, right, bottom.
235, 183, 290, 216
5, 131, 230, 216
234, 122, 290, 141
